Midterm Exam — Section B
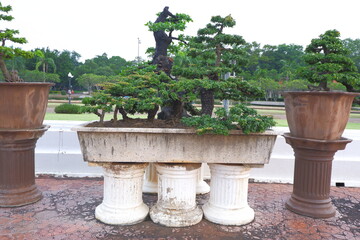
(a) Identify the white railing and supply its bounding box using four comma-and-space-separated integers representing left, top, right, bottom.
36, 120, 360, 187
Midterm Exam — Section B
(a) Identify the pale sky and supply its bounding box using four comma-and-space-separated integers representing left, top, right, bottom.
3, 0, 360, 62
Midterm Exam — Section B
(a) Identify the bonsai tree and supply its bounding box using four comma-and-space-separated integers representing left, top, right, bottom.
0, 3, 37, 82
301, 29, 360, 91
82, 9, 275, 135
145, 7, 193, 119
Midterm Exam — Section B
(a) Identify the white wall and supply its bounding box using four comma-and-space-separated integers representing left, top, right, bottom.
35, 121, 360, 187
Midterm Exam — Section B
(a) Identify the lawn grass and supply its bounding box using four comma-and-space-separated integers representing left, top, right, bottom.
45, 112, 360, 130
45, 113, 113, 121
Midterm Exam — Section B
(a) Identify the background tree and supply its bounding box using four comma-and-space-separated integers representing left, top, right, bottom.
21, 70, 60, 83
76, 73, 107, 93
35, 51, 56, 74
343, 38, 360, 73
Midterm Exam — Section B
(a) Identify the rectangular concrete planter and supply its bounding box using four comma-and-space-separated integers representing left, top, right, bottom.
73, 124, 277, 165
73, 124, 277, 226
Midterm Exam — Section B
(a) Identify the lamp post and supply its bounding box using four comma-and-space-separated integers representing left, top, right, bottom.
137, 37, 141, 63
68, 72, 73, 104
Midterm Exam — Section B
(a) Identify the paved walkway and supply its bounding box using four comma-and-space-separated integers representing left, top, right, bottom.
1, 177, 359, 240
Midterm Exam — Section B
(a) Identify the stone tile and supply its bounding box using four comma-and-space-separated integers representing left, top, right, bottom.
0, 176, 359, 240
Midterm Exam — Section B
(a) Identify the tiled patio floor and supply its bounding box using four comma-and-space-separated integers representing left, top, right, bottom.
0, 176, 359, 240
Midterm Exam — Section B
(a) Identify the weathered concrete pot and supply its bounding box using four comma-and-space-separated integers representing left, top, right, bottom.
0, 126, 49, 207
150, 163, 203, 227
283, 91, 359, 140
0, 82, 53, 129
203, 164, 254, 225
94, 163, 149, 225
74, 126, 277, 164
283, 133, 352, 218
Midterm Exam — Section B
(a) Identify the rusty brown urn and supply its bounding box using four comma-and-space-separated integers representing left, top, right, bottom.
283, 91, 359, 140
283, 134, 351, 218
0, 82, 53, 129
0, 82, 52, 207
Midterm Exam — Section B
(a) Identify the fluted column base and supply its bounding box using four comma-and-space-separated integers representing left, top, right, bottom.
0, 126, 49, 207
95, 163, 149, 225
150, 163, 203, 227
142, 163, 158, 194
283, 133, 352, 218
196, 164, 210, 195
143, 163, 210, 195
203, 164, 254, 225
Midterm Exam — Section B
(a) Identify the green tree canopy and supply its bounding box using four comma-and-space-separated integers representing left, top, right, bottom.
76, 73, 107, 93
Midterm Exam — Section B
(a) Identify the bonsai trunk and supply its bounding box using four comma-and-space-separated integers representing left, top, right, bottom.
151, 7, 183, 120
200, 89, 214, 116
0, 56, 11, 82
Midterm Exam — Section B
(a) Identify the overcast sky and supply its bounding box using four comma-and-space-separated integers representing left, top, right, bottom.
3, 0, 360, 62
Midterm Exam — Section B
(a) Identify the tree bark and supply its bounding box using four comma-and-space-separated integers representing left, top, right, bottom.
200, 89, 214, 116
0, 56, 11, 82
152, 7, 175, 69
151, 7, 184, 121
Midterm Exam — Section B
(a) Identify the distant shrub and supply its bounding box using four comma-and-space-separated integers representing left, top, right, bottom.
54, 104, 81, 114
60, 90, 67, 95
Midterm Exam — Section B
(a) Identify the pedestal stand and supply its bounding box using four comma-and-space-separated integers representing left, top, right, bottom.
143, 163, 210, 195
150, 163, 203, 227
203, 164, 255, 225
95, 163, 149, 225
0, 126, 49, 207
283, 133, 352, 218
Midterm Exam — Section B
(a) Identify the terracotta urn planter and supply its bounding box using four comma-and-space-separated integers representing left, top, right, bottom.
0, 83, 53, 129
283, 91, 359, 140
0, 82, 52, 207
73, 125, 277, 226
283, 91, 359, 218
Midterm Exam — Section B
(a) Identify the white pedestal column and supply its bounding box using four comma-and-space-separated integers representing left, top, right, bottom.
95, 163, 149, 225
196, 163, 210, 194
150, 163, 203, 227
143, 163, 210, 195
142, 163, 158, 194
203, 164, 254, 226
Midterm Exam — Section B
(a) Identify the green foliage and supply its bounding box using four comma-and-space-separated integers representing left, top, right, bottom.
0, 2, 38, 82
103, 65, 171, 119
145, 12, 192, 33
54, 104, 81, 114
172, 14, 265, 117
76, 73, 107, 92
80, 92, 114, 123
181, 104, 276, 135
300, 29, 360, 91
21, 70, 60, 83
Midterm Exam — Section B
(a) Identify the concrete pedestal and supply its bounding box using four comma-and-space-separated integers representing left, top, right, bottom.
203, 164, 254, 225
142, 163, 158, 194
143, 163, 210, 195
95, 163, 149, 225
150, 163, 203, 227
